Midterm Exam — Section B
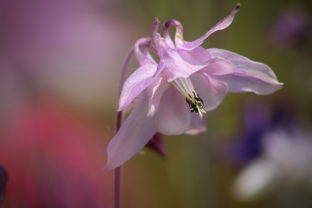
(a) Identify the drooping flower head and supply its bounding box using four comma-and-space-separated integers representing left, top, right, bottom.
106, 3, 283, 170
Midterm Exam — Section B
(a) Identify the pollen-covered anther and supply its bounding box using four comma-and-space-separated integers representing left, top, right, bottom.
171, 78, 206, 117
186, 92, 206, 118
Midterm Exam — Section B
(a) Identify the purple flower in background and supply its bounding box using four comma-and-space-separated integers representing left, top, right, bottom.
228, 101, 297, 165
228, 103, 270, 165
268, 5, 311, 49
106, 3, 283, 170
234, 127, 312, 201
228, 101, 312, 201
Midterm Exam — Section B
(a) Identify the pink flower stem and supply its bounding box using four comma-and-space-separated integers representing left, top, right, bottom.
114, 112, 122, 208
114, 48, 135, 208
114, 167, 121, 208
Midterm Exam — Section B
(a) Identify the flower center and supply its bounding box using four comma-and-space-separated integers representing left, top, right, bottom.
172, 78, 206, 118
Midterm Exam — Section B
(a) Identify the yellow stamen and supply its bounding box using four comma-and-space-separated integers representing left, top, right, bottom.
172, 78, 206, 118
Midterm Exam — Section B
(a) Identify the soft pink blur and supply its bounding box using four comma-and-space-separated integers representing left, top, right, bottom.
0, 0, 140, 111
0, 98, 113, 208
0, 0, 145, 206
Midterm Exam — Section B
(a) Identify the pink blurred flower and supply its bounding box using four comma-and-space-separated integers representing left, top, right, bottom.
0, 98, 112, 208
106, 3, 283, 169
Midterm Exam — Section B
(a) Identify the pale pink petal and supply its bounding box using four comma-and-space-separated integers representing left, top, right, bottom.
134, 38, 155, 65
153, 31, 207, 81
106, 95, 156, 170
146, 77, 169, 117
152, 30, 168, 57
152, 17, 160, 39
178, 47, 234, 75
215, 72, 283, 95
162, 19, 183, 48
161, 48, 207, 82
152, 55, 167, 78
185, 114, 207, 135
118, 63, 157, 111
154, 87, 191, 135
203, 59, 234, 75
178, 47, 212, 65
207, 48, 283, 94
191, 73, 228, 111
153, 17, 176, 50
180, 3, 240, 50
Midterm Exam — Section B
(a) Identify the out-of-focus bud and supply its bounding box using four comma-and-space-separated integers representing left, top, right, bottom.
268, 5, 311, 49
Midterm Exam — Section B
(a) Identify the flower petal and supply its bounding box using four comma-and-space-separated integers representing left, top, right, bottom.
134, 38, 155, 65
178, 47, 235, 75
191, 73, 228, 111
180, 3, 241, 50
146, 77, 169, 117
106, 95, 156, 170
185, 113, 207, 135
118, 63, 157, 111
207, 48, 283, 94
162, 19, 184, 48
203, 59, 234, 75
178, 46, 212, 65
152, 31, 207, 81
154, 87, 191, 135
161, 48, 207, 82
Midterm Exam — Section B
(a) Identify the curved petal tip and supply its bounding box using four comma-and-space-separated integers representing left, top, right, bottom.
105, 97, 156, 170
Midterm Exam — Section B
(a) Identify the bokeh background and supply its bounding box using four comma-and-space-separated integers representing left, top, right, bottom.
0, 0, 312, 207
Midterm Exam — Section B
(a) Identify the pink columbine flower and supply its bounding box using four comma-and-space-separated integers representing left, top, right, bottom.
106, 3, 283, 170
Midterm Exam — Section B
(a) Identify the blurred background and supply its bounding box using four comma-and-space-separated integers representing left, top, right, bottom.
0, 0, 311, 207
